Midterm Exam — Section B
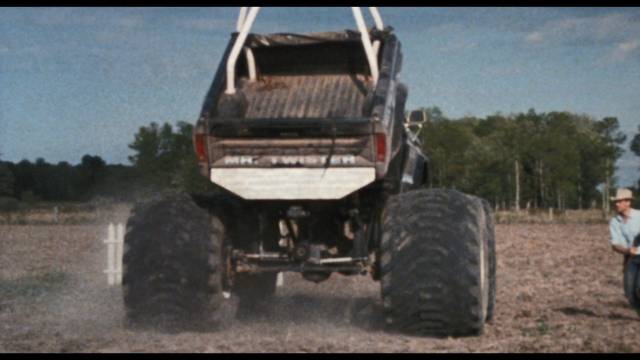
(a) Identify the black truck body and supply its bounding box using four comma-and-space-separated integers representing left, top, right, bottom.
193, 29, 427, 200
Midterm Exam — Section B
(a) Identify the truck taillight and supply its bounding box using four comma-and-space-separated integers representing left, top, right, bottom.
375, 133, 386, 163
194, 134, 208, 162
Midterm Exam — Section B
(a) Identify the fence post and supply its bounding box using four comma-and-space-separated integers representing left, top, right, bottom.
104, 222, 124, 286
116, 223, 124, 285
276, 272, 284, 287
548, 207, 553, 222
104, 223, 116, 285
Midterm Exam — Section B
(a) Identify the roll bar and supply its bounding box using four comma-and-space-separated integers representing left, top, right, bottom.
225, 7, 384, 95
367, 7, 384, 57
236, 7, 257, 82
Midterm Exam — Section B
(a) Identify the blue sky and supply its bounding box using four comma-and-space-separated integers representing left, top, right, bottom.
1, 7, 639, 186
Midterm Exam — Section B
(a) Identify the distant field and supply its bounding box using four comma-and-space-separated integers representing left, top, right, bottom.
0, 203, 611, 226
0, 203, 131, 225
494, 209, 609, 225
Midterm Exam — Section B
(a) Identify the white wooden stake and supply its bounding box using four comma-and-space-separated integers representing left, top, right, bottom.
104, 223, 116, 285
116, 223, 124, 285
104, 222, 125, 286
276, 272, 284, 287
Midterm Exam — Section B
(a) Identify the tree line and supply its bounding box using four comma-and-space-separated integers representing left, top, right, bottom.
418, 107, 637, 210
0, 121, 213, 206
0, 108, 638, 210
0, 155, 136, 203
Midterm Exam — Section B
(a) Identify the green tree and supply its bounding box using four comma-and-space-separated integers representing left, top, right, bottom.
420, 115, 477, 189
574, 116, 608, 209
172, 122, 214, 194
128, 122, 163, 186
128, 121, 214, 194
593, 117, 627, 212
631, 125, 640, 198
631, 124, 640, 158
415, 108, 625, 211
76, 155, 106, 200
0, 160, 15, 198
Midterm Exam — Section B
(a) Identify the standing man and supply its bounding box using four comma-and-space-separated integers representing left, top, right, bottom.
609, 188, 640, 272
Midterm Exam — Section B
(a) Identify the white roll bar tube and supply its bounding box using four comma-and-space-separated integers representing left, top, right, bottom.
245, 48, 257, 81
226, 7, 383, 94
368, 7, 383, 57
226, 6, 260, 95
237, 7, 257, 82
369, 7, 384, 29
236, 6, 248, 30
351, 7, 379, 86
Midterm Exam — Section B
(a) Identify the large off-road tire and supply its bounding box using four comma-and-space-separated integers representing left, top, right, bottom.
624, 256, 640, 315
122, 193, 225, 325
380, 188, 493, 336
478, 198, 497, 322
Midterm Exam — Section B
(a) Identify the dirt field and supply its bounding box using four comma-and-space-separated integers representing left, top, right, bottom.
1, 220, 639, 352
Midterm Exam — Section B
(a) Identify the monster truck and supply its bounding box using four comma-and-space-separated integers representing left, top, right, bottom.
122, 7, 496, 336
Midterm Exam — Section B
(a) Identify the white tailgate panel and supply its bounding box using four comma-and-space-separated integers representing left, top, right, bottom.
210, 168, 376, 200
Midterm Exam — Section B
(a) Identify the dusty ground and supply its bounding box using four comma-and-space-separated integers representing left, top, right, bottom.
1, 222, 639, 353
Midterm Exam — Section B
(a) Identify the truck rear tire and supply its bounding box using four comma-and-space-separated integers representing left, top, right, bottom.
122, 193, 225, 325
380, 188, 492, 336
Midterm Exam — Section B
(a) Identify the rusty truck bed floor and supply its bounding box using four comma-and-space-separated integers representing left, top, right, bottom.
238, 74, 370, 119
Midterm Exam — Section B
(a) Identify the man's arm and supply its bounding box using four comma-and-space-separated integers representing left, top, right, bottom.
611, 244, 638, 256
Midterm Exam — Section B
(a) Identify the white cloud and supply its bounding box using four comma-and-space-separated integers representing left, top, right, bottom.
526, 12, 640, 65
175, 18, 229, 32
525, 31, 543, 44
611, 39, 640, 61
483, 64, 523, 77
442, 38, 478, 53
30, 8, 74, 26
28, 8, 144, 29
111, 15, 145, 29
524, 13, 640, 46
1, 43, 43, 57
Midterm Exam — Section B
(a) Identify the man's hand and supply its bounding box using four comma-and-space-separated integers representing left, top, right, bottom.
612, 244, 638, 256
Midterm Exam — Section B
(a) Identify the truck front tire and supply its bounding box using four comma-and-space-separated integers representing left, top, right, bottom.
380, 188, 494, 336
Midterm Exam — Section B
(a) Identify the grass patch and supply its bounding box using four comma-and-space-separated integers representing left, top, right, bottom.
0, 271, 70, 303
521, 319, 552, 337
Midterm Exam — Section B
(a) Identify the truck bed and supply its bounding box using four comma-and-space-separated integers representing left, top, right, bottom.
196, 29, 407, 199
238, 74, 371, 119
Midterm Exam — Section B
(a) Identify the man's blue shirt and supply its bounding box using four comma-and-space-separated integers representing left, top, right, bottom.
610, 208, 640, 248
